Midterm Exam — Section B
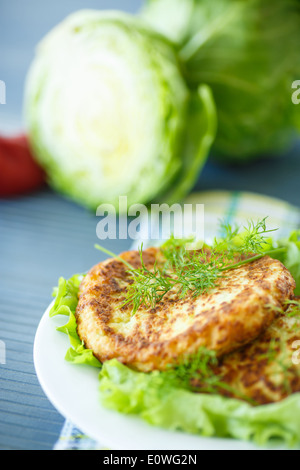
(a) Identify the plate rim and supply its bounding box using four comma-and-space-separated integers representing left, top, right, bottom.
34, 302, 282, 451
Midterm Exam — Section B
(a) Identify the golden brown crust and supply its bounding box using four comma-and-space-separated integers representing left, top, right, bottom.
75, 247, 296, 372
200, 304, 300, 405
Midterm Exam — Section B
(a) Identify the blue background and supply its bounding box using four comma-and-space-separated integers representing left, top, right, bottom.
0, 0, 300, 450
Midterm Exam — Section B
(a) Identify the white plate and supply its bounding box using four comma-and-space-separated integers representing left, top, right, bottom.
34, 191, 300, 450
34, 302, 268, 450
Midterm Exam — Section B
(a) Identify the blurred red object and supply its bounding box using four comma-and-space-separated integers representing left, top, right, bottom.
0, 134, 46, 197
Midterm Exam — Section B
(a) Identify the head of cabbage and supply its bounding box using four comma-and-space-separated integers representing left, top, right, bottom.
24, 10, 216, 211
142, 0, 300, 162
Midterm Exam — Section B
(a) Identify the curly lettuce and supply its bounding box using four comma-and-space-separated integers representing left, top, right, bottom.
49, 274, 101, 368
99, 359, 300, 448
271, 231, 300, 296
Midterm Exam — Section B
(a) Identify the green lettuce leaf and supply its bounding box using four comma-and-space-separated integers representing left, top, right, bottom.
99, 359, 300, 448
277, 231, 300, 296
49, 274, 101, 368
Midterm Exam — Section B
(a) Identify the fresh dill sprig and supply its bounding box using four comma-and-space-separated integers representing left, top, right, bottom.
161, 233, 195, 270
175, 253, 223, 300
122, 246, 174, 315
160, 347, 221, 394
160, 347, 257, 405
122, 244, 225, 314
284, 299, 300, 319
162, 237, 226, 298
214, 216, 277, 255
266, 338, 294, 395
240, 217, 278, 253
213, 221, 239, 256
257, 337, 279, 364
266, 299, 300, 322
95, 218, 286, 315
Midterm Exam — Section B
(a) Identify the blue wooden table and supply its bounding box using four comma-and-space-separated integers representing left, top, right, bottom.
0, 0, 300, 450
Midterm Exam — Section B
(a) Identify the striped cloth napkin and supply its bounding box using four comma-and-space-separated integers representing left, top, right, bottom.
53, 190, 300, 450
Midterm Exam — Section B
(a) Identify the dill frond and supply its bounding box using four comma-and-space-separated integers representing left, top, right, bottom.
96, 218, 284, 316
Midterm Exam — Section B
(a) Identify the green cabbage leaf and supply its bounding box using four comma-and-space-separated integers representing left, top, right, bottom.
141, 0, 300, 162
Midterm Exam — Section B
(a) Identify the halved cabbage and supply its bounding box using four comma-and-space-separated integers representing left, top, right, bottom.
24, 10, 216, 210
